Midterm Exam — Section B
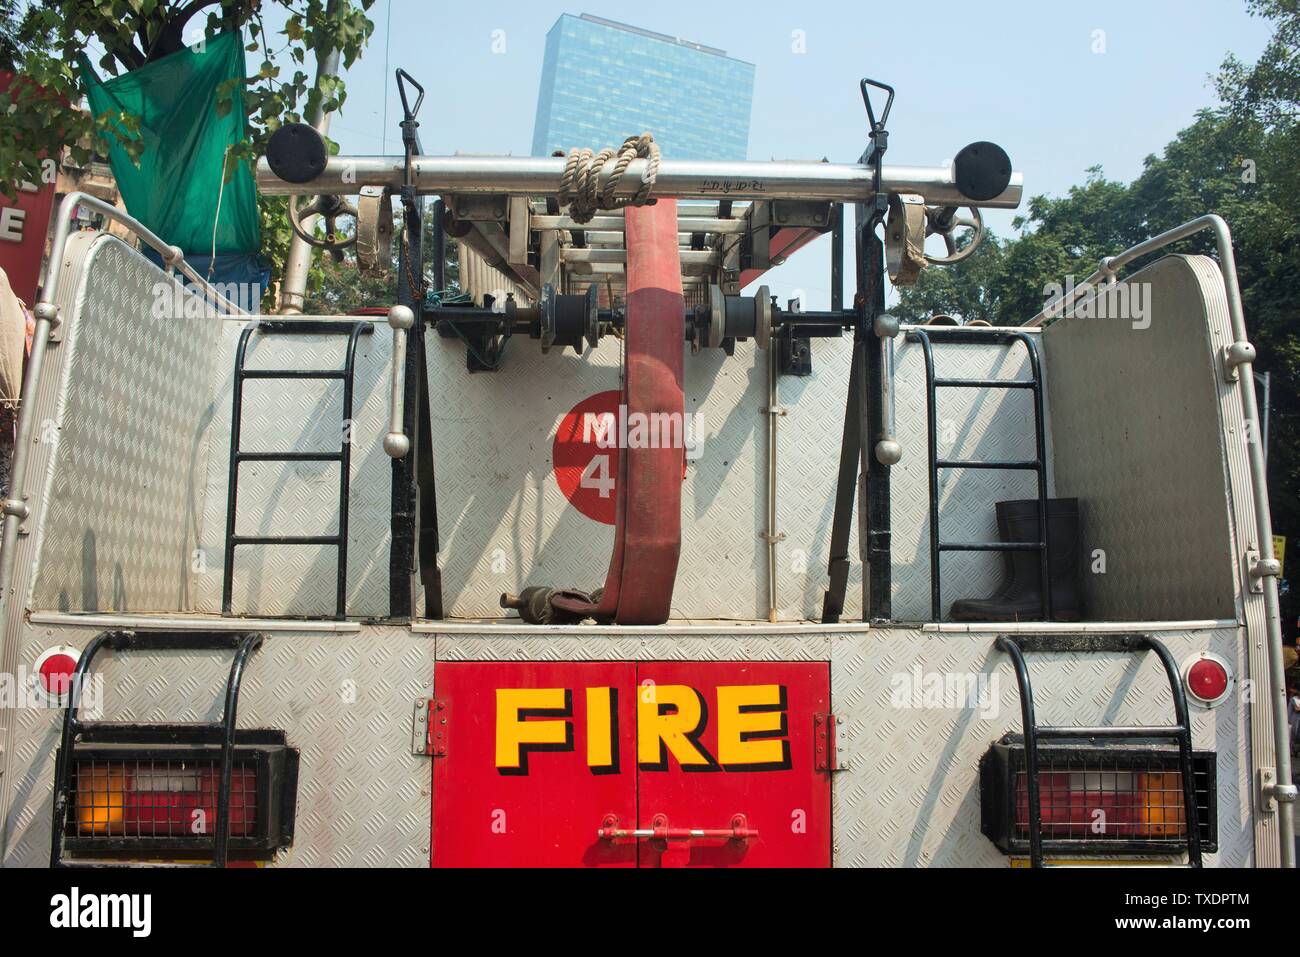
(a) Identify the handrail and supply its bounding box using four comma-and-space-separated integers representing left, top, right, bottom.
0, 192, 254, 779
1027, 214, 1294, 867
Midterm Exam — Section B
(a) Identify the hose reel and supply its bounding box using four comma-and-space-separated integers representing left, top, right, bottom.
690, 285, 773, 355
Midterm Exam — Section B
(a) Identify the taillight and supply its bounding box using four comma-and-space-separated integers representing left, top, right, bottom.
61, 739, 298, 861
1184, 654, 1231, 706
74, 761, 258, 838
1014, 769, 1185, 838
980, 739, 1217, 857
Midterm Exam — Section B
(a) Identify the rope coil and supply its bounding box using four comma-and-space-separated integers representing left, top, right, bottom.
558, 133, 660, 225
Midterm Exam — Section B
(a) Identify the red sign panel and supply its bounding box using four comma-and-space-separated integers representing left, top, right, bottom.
431, 660, 831, 868
0, 72, 58, 305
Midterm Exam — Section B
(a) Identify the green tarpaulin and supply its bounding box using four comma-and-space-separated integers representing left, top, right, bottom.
80, 30, 259, 256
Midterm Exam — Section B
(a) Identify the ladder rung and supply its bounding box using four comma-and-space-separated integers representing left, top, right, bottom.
230, 535, 341, 546
77, 720, 227, 735
934, 377, 1036, 389
1035, 725, 1188, 740
936, 459, 1041, 470
235, 451, 343, 463
939, 541, 1043, 552
240, 369, 347, 380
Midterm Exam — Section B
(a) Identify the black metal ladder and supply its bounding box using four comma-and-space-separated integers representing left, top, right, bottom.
996, 633, 1203, 868
905, 327, 1050, 620
50, 631, 264, 868
222, 320, 373, 619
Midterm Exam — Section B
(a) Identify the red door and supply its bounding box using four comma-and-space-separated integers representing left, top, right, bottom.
634, 661, 831, 867
430, 660, 831, 867
431, 661, 638, 867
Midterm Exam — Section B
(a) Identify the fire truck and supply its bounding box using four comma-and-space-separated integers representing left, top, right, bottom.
0, 74, 1292, 869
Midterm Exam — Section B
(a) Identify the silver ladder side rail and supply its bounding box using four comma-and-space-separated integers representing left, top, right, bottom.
1028, 214, 1295, 867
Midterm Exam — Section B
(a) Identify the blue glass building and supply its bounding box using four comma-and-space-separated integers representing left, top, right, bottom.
531, 14, 754, 161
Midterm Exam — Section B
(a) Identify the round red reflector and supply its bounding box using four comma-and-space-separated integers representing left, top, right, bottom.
1187, 657, 1229, 703
38, 652, 78, 696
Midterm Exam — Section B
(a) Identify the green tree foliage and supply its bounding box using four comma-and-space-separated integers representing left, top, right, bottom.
302, 208, 462, 314
896, 0, 1299, 628
0, 0, 376, 294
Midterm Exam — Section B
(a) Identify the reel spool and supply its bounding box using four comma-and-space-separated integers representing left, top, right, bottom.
538, 284, 600, 355
691, 285, 773, 354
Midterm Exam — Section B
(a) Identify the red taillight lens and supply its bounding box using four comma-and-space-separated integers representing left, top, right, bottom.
1186, 657, 1229, 703
125, 765, 257, 837
36, 650, 78, 696
73, 760, 258, 838
1015, 770, 1185, 839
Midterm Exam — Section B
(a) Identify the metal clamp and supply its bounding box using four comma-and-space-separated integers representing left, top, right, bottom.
384, 305, 415, 458
1222, 340, 1256, 382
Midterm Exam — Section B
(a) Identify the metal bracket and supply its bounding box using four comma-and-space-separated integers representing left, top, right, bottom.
1245, 548, 1280, 594
410, 698, 432, 755
1222, 340, 1256, 382
412, 698, 447, 756
450, 194, 510, 223
1258, 767, 1298, 813
814, 712, 847, 771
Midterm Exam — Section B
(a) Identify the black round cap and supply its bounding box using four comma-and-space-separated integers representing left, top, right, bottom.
953, 142, 1013, 202
265, 122, 329, 185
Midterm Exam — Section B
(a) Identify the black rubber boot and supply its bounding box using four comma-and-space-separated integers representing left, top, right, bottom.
948, 498, 1082, 622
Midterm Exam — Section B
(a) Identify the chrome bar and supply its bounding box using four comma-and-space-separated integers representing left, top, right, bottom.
1026, 214, 1293, 867
257, 155, 1024, 208
384, 305, 414, 458
533, 214, 748, 234
561, 248, 719, 265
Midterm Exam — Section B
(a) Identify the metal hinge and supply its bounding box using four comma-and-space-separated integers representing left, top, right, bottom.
411, 698, 448, 757
814, 712, 847, 771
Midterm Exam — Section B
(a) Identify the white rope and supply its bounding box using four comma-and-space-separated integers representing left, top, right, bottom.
557, 132, 660, 225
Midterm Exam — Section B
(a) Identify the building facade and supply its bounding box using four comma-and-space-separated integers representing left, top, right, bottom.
531, 14, 755, 161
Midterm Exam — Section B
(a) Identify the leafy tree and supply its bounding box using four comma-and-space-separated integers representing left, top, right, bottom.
896, 0, 1299, 635
0, 0, 21, 70
302, 208, 462, 314
0, 0, 377, 295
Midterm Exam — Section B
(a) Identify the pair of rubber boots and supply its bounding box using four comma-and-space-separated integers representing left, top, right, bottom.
948, 498, 1083, 622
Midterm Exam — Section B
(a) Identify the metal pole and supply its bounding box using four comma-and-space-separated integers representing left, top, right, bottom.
278, 0, 344, 315
1256, 370, 1270, 466
257, 155, 1024, 209
764, 337, 782, 623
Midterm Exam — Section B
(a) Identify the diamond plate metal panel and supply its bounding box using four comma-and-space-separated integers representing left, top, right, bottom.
1, 622, 1252, 867
1042, 257, 1236, 620
829, 626, 1250, 867
427, 331, 861, 621
193, 321, 394, 618
3, 624, 434, 868
890, 335, 1055, 621
27, 238, 222, 613
434, 631, 833, 661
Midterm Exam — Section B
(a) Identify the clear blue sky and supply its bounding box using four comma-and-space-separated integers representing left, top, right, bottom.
320, 0, 1273, 310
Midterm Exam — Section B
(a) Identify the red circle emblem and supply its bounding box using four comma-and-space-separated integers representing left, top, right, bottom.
1187, 658, 1229, 702
553, 390, 621, 525
38, 652, 78, 696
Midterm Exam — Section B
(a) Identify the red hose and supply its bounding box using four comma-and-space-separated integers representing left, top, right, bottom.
553, 200, 684, 625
